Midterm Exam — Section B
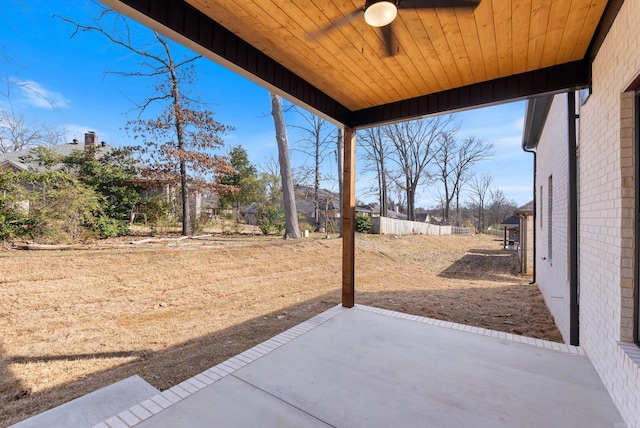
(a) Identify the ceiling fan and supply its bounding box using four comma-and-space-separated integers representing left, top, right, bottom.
313, 0, 480, 57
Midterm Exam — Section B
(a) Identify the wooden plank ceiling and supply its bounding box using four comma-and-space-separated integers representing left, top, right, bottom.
104, 0, 612, 127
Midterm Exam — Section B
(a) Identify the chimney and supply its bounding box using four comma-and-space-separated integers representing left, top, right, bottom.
84, 132, 98, 155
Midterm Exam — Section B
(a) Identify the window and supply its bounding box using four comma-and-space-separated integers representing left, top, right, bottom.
548, 176, 553, 260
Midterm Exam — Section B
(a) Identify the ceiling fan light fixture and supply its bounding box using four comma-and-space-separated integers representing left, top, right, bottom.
364, 0, 398, 27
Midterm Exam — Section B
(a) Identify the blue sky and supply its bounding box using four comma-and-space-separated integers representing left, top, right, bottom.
0, 0, 533, 209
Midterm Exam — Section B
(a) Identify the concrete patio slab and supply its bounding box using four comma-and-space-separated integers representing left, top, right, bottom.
234, 307, 621, 427
104, 305, 625, 427
11, 375, 158, 428
133, 374, 330, 427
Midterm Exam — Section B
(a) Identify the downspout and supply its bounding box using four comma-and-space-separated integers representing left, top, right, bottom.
568, 91, 580, 346
522, 147, 536, 285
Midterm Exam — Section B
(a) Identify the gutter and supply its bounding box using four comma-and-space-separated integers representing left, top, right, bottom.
567, 91, 580, 346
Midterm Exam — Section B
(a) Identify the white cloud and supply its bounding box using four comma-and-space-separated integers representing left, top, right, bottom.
17, 80, 69, 110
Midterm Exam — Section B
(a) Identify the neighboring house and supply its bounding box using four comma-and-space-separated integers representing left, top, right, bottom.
295, 185, 340, 227
0, 132, 114, 213
424, 214, 445, 225
355, 203, 377, 217
521, 1, 640, 422
0, 132, 209, 221
385, 206, 408, 221
414, 208, 429, 222
498, 215, 519, 250
0, 132, 114, 172
514, 201, 534, 275
293, 185, 340, 233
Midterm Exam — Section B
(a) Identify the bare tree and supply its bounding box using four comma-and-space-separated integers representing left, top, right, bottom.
385, 116, 454, 221
358, 127, 390, 217
0, 109, 64, 153
60, 7, 234, 236
468, 172, 493, 232
0, 72, 65, 153
270, 92, 300, 239
485, 188, 518, 227
434, 129, 493, 225
291, 108, 336, 222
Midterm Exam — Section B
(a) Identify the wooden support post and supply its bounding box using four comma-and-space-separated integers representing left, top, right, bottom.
342, 127, 356, 308
503, 227, 507, 249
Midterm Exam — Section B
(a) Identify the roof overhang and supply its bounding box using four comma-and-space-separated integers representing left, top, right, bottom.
0, 160, 27, 172
521, 95, 555, 150
99, 0, 622, 128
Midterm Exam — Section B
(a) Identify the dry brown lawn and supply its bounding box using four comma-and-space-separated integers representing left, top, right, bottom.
0, 233, 561, 426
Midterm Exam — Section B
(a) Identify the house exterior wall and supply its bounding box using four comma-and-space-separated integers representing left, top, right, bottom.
534, 94, 572, 343
518, 213, 534, 274
564, 1, 640, 425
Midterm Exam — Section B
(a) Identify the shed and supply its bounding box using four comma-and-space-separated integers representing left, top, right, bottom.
499, 215, 519, 250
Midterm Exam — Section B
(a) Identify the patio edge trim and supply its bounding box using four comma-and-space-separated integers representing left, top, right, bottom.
92, 304, 348, 428
354, 304, 585, 355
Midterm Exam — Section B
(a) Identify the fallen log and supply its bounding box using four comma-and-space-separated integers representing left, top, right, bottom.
13, 242, 90, 251
129, 236, 190, 245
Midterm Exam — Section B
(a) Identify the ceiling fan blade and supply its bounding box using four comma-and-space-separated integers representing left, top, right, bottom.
379, 24, 397, 57
307, 8, 363, 40
397, 0, 480, 9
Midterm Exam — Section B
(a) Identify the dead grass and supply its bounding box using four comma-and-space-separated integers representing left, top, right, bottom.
0, 233, 560, 426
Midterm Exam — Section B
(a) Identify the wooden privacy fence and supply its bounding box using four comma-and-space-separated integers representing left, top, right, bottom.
370, 217, 471, 236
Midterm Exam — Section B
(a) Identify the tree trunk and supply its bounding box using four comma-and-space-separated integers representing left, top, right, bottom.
443, 180, 450, 224
166, 42, 191, 236
337, 128, 344, 236
407, 188, 416, 221
455, 191, 460, 226
180, 159, 191, 235
406, 177, 415, 221
270, 93, 300, 239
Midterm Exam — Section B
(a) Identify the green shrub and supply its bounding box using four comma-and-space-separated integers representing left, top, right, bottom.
95, 217, 129, 238
297, 220, 314, 234
137, 197, 173, 231
355, 213, 371, 233
256, 205, 285, 235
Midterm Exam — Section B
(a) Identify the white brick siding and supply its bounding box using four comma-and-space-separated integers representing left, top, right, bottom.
561, 1, 640, 426
535, 94, 572, 343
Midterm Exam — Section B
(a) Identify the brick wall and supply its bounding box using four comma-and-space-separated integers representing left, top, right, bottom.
575, 0, 640, 424
520, 214, 534, 274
